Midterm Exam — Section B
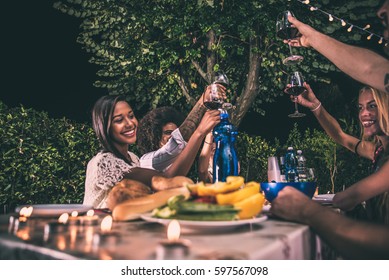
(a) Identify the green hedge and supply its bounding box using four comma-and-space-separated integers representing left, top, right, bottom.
0, 101, 99, 211
0, 101, 370, 211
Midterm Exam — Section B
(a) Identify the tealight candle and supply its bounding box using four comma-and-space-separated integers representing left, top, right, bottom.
155, 220, 191, 260
10, 206, 34, 234
43, 213, 69, 242
79, 209, 99, 226
92, 215, 120, 251
68, 211, 81, 225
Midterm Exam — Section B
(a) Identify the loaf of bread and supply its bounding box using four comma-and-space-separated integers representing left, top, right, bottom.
112, 186, 190, 221
151, 176, 194, 191
106, 179, 152, 210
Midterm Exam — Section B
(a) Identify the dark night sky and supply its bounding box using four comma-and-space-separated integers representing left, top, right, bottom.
2, 1, 106, 123
2, 1, 363, 143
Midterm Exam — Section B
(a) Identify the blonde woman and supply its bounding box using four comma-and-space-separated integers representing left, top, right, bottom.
295, 84, 389, 224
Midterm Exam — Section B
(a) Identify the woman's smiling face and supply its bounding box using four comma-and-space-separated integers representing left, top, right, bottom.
110, 101, 138, 147
358, 89, 383, 137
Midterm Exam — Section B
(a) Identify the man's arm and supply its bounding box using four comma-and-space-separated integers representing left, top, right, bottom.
271, 187, 389, 259
288, 16, 389, 94
179, 84, 225, 141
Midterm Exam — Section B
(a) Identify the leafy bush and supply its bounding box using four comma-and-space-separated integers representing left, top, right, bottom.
0, 101, 99, 211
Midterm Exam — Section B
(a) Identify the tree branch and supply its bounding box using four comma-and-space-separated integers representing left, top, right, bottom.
191, 60, 209, 83
176, 76, 196, 106
232, 36, 262, 127
206, 29, 216, 82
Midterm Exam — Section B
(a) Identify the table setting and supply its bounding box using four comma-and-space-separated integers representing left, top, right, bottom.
0, 175, 326, 260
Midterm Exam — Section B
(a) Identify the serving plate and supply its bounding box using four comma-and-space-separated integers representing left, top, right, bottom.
140, 213, 267, 231
14, 204, 93, 217
312, 194, 335, 205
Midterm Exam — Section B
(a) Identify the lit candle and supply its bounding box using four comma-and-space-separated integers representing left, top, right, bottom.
68, 211, 80, 225
92, 215, 120, 251
155, 220, 191, 260
43, 213, 69, 242
10, 206, 34, 235
79, 209, 99, 226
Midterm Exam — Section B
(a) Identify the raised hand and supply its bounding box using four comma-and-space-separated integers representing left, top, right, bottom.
283, 15, 314, 48
197, 110, 221, 135
288, 82, 321, 111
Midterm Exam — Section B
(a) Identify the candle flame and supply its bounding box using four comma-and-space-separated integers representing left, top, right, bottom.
101, 215, 113, 233
167, 219, 180, 241
26, 206, 33, 217
86, 209, 95, 217
71, 211, 78, 217
19, 207, 27, 217
58, 213, 69, 224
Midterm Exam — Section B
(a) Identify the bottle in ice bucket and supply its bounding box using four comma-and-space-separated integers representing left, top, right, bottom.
285, 146, 299, 182
279, 156, 287, 182
296, 149, 307, 182
212, 108, 239, 182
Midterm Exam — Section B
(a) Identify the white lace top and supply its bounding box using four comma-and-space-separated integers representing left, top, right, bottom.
83, 151, 140, 208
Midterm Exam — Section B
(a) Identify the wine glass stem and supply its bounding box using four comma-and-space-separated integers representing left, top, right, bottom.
288, 41, 294, 56
294, 100, 299, 112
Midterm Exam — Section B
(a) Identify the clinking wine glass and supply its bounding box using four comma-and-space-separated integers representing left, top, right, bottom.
284, 71, 307, 118
276, 10, 303, 66
203, 71, 230, 110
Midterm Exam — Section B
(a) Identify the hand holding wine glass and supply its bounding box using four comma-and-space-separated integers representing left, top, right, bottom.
284, 71, 307, 118
276, 10, 303, 65
203, 71, 229, 110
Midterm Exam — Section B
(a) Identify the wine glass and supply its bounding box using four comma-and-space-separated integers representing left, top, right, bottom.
284, 71, 307, 118
203, 71, 229, 110
307, 168, 316, 182
307, 168, 318, 195
276, 10, 303, 66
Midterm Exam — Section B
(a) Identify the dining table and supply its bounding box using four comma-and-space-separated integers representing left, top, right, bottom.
0, 205, 329, 260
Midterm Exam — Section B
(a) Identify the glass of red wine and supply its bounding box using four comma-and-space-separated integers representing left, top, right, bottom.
276, 10, 303, 66
203, 71, 230, 110
284, 71, 307, 118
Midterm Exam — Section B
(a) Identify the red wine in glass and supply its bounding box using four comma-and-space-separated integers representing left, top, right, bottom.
276, 26, 299, 41
203, 100, 223, 110
203, 71, 230, 110
284, 71, 307, 118
285, 85, 307, 96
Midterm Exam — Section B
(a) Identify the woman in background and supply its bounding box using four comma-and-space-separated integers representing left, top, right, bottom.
137, 106, 185, 171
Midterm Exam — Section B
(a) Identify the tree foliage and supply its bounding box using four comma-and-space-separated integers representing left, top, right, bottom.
53, 0, 381, 126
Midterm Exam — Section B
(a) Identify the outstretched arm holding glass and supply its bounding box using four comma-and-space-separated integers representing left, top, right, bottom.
285, 14, 389, 94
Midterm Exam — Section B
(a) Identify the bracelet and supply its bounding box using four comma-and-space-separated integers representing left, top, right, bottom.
311, 102, 322, 112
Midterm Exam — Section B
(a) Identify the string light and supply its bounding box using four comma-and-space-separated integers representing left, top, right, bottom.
295, 0, 387, 46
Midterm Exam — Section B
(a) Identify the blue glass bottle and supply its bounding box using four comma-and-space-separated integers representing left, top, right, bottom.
285, 146, 299, 182
212, 109, 239, 182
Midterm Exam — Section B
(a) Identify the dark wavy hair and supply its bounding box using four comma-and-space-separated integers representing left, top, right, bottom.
91, 95, 133, 164
137, 106, 184, 155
